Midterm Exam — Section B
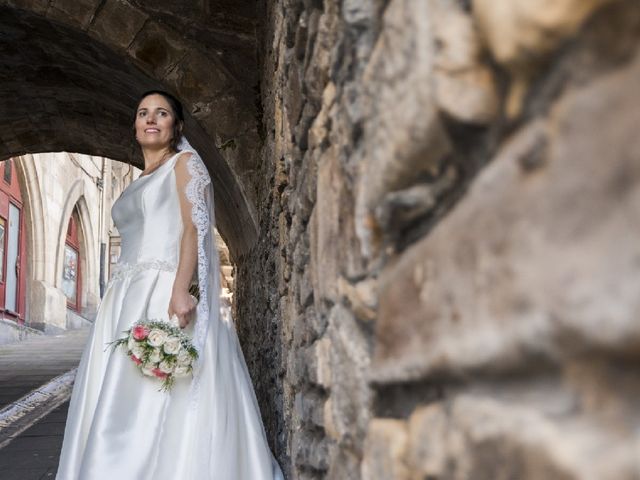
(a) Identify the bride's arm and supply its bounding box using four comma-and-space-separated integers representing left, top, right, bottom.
168, 151, 198, 328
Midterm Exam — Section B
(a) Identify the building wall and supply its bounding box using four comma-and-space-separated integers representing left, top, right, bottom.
3, 152, 140, 336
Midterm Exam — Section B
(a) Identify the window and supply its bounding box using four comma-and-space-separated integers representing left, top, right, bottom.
3, 160, 11, 184
62, 244, 78, 305
63, 210, 82, 310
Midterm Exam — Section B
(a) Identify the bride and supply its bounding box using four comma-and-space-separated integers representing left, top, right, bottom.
55, 90, 284, 479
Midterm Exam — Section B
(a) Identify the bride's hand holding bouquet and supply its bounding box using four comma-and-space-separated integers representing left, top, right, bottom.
168, 287, 198, 329
106, 293, 199, 392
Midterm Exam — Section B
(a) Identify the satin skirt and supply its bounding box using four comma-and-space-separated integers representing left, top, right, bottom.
56, 267, 284, 480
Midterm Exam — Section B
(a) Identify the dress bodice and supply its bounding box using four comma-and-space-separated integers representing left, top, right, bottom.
111, 153, 183, 266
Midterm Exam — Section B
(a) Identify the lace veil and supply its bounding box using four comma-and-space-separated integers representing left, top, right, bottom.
176, 135, 221, 408
176, 136, 284, 479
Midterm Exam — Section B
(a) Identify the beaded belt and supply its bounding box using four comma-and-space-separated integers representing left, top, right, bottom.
107, 259, 177, 288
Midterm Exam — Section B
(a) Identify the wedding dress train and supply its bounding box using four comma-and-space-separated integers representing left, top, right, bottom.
56, 147, 284, 479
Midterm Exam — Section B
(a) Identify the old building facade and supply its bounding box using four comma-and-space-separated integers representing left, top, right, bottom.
0, 153, 140, 343
0, 150, 235, 345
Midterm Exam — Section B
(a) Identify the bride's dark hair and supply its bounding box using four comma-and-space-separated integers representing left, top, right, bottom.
133, 90, 185, 152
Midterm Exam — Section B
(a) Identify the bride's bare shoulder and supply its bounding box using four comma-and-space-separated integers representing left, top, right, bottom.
176, 151, 193, 164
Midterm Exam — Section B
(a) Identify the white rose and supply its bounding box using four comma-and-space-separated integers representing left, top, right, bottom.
131, 343, 145, 359
174, 365, 190, 377
163, 336, 181, 355
177, 349, 191, 365
147, 329, 168, 347
159, 359, 174, 374
141, 363, 155, 376
127, 336, 137, 350
149, 348, 162, 364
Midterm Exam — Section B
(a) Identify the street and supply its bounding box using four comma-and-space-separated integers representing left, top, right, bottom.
0, 328, 89, 479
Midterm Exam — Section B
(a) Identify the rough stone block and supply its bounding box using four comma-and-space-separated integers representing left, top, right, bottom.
430, 0, 499, 123
47, 0, 102, 30
163, 50, 231, 107
326, 305, 371, 448
406, 403, 450, 476
296, 267, 313, 312
337, 276, 377, 322
292, 429, 330, 471
2, 0, 48, 14
311, 148, 342, 302
127, 20, 186, 77
306, 336, 332, 388
294, 390, 325, 428
355, 0, 453, 257
361, 419, 409, 480
473, 0, 615, 68
303, 8, 336, 102
404, 395, 638, 479
307, 82, 335, 150
286, 347, 303, 388
473, 0, 615, 116
88, 0, 148, 50
374, 55, 640, 383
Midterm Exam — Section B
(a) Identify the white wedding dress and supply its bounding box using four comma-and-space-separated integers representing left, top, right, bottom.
56, 148, 284, 479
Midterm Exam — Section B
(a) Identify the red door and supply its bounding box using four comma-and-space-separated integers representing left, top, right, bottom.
0, 159, 27, 324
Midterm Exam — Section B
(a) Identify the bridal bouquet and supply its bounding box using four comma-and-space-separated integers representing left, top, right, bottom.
108, 312, 199, 392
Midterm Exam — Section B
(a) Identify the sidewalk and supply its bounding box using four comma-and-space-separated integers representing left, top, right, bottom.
0, 327, 90, 479
0, 328, 89, 408
0, 400, 71, 479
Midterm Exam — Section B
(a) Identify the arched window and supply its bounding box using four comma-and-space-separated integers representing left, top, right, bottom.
62, 209, 82, 311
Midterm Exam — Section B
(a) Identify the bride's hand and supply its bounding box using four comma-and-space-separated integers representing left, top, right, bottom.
168, 289, 197, 328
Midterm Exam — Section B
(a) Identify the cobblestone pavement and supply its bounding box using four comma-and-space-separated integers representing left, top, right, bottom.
0, 327, 90, 479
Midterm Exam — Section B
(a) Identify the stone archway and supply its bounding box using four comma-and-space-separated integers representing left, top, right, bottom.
0, 2, 262, 258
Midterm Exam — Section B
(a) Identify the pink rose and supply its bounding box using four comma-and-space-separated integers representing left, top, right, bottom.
152, 367, 168, 379
132, 325, 150, 340
130, 353, 143, 365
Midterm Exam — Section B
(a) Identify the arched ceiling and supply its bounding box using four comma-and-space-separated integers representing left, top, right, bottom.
0, 1, 263, 259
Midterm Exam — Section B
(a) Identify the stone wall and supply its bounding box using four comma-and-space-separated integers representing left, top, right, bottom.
236, 0, 640, 478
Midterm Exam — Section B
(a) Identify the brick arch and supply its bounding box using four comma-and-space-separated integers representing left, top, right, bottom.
0, 2, 262, 258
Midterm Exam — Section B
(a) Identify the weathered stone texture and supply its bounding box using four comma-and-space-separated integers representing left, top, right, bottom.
361, 419, 409, 480
375, 53, 640, 381
235, 0, 640, 477
88, 0, 148, 49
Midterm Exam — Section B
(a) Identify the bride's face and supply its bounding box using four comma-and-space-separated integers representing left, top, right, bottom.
135, 94, 177, 149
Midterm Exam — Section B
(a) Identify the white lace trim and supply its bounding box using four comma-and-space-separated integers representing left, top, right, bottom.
184, 151, 211, 357
107, 259, 177, 287
178, 141, 215, 411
